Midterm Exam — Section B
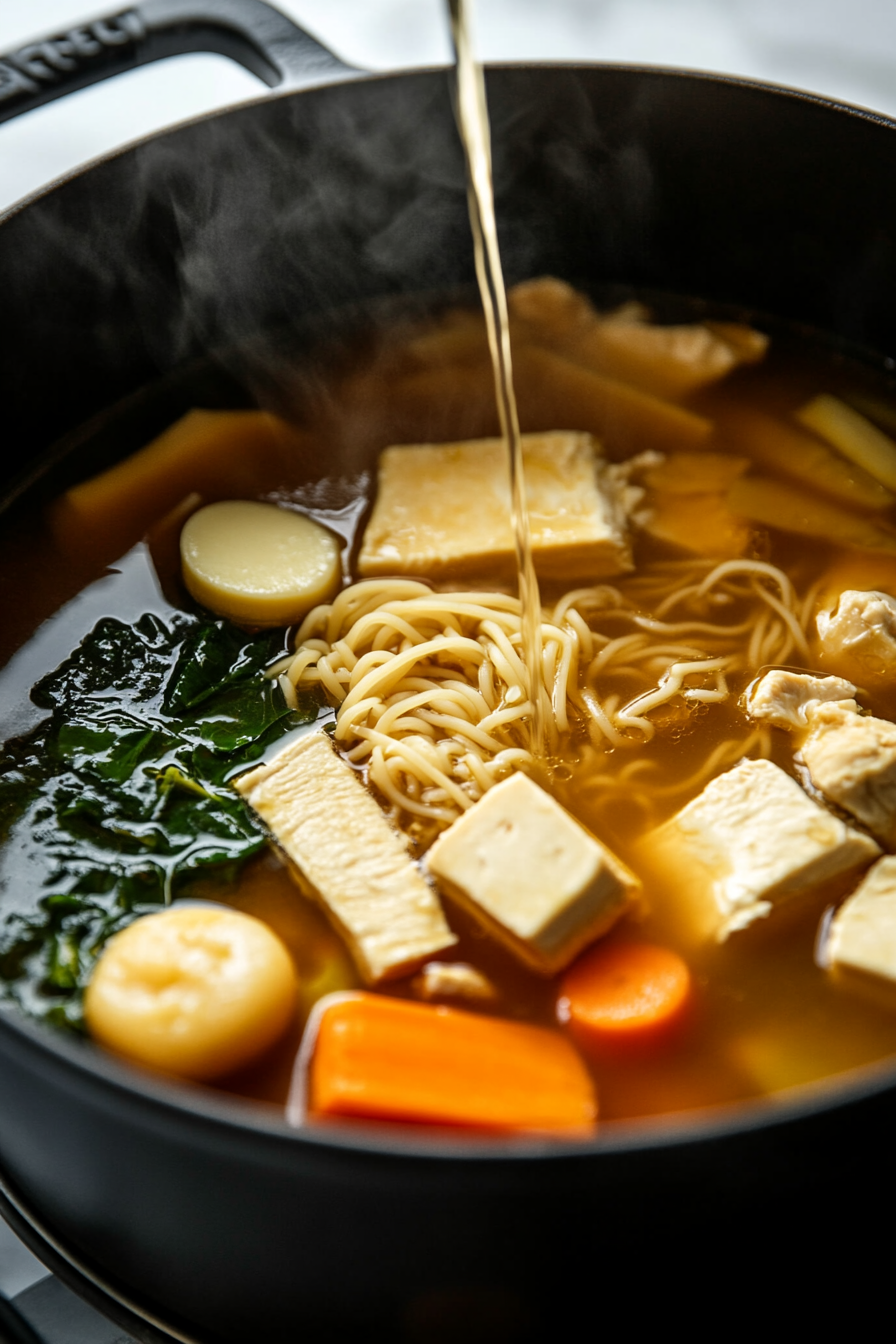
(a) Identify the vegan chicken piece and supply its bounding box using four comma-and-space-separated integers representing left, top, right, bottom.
637, 758, 880, 943
801, 702, 896, 850
745, 671, 896, 850
816, 588, 896, 682
743, 669, 858, 730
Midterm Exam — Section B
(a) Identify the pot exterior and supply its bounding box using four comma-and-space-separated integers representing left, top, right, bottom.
3, 1014, 896, 1340
2, 65, 896, 1337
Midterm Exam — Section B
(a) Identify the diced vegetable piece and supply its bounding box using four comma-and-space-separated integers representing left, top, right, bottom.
84, 907, 297, 1081
637, 492, 752, 558
640, 451, 750, 494
726, 407, 893, 510
49, 410, 310, 568
426, 772, 640, 975
557, 941, 692, 1050
511, 345, 714, 457
296, 992, 597, 1133
797, 394, 896, 493
180, 500, 341, 627
727, 475, 896, 553
357, 433, 633, 581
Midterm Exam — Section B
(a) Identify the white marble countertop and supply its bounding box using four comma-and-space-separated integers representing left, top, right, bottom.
1, 0, 896, 215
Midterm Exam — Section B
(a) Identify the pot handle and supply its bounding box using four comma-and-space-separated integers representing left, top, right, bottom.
0, 0, 359, 127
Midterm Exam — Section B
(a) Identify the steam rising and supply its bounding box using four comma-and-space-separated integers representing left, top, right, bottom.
0, 64, 656, 478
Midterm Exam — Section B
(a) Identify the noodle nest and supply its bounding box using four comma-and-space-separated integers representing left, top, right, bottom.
267, 560, 811, 832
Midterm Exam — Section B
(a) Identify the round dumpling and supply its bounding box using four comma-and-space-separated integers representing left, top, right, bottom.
180, 499, 341, 626
84, 907, 297, 1081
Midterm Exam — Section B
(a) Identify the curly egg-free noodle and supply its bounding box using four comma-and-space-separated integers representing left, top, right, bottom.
266, 557, 809, 830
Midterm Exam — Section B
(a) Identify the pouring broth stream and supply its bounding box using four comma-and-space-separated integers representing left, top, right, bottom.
448, 0, 546, 757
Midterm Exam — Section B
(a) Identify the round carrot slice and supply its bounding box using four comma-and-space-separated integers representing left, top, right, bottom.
557, 941, 692, 1052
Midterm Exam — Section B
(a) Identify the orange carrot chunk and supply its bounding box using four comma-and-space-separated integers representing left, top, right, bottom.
306, 993, 597, 1134
558, 942, 692, 1051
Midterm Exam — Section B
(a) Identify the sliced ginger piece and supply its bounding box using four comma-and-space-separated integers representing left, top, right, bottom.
727, 475, 896, 554
641, 450, 749, 494
181, 500, 341, 627
511, 345, 713, 457
729, 407, 893, 511
638, 492, 753, 558
797, 394, 896, 493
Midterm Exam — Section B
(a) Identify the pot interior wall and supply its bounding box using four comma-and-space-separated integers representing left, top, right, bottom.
2, 65, 896, 491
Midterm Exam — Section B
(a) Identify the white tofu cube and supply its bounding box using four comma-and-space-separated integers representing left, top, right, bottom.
425, 771, 640, 974
234, 730, 457, 983
744, 670, 857, 730
638, 758, 879, 942
828, 856, 896, 999
802, 702, 896, 848
357, 432, 634, 581
816, 588, 896, 679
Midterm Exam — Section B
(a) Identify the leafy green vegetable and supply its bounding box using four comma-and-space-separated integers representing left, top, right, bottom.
0, 613, 320, 1030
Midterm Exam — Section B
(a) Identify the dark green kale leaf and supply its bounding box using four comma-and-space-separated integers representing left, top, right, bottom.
0, 613, 320, 1030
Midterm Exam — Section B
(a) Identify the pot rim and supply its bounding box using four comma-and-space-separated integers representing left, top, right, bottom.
3, 57, 896, 227
4, 56, 896, 1167
4, 986, 896, 1163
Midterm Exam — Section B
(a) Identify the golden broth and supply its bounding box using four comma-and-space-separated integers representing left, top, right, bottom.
5, 302, 896, 1125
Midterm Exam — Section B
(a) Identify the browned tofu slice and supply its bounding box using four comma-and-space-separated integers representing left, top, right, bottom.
235, 731, 457, 983
357, 432, 634, 580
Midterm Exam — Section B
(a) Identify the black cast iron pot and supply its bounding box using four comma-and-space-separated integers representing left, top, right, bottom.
1, 4, 896, 1340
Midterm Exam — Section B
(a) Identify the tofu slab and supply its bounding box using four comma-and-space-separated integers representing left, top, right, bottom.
638, 758, 880, 943
357, 432, 633, 581
234, 731, 457, 983
802, 702, 896, 849
828, 856, 896, 1001
425, 772, 640, 975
